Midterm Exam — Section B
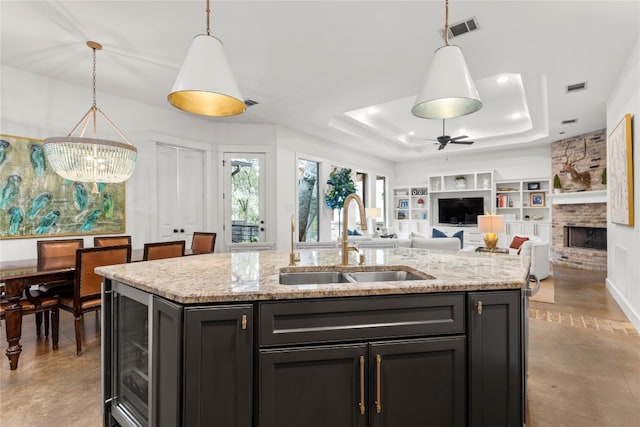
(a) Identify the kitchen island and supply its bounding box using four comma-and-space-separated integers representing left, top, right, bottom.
98, 247, 530, 427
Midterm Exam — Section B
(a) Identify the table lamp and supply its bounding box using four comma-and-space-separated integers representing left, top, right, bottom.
477, 214, 505, 249
365, 208, 382, 237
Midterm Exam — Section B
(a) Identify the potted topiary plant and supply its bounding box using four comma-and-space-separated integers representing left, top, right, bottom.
325, 168, 356, 231
553, 174, 561, 194
455, 175, 467, 189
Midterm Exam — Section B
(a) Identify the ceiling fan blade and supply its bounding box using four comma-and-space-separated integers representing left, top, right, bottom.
449, 135, 469, 141
438, 143, 446, 150
450, 140, 474, 145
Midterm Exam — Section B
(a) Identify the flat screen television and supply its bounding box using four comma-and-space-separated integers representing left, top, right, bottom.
438, 197, 484, 226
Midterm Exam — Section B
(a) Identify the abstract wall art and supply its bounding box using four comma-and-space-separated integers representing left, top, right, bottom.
607, 114, 634, 226
0, 134, 125, 239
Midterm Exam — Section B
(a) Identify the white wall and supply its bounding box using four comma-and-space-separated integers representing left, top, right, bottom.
606, 38, 640, 332
394, 144, 552, 186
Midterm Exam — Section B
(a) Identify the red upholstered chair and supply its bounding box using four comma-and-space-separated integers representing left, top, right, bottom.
191, 232, 216, 253
143, 240, 185, 261
94, 235, 132, 247
58, 245, 131, 355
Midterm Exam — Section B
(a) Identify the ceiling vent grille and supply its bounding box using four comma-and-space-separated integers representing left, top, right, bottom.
566, 82, 587, 93
244, 99, 259, 107
561, 119, 578, 125
440, 17, 479, 39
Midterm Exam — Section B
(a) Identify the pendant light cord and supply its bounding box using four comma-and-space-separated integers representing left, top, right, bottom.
205, 0, 211, 36
445, 0, 450, 46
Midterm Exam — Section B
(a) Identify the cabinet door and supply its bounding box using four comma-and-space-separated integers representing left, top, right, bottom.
152, 297, 183, 427
369, 337, 466, 427
468, 291, 522, 427
259, 344, 368, 427
184, 304, 253, 427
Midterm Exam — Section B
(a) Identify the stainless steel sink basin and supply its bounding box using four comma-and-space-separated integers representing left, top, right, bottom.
279, 269, 433, 285
345, 270, 427, 282
279, 271, 351, 285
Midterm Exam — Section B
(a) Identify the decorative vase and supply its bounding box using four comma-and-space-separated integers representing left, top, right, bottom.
554, 188, 561, 194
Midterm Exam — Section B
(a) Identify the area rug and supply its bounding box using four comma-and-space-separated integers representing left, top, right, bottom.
529, 276, 555, 303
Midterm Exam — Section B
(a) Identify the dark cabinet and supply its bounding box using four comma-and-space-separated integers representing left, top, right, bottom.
468, 291, 522, 427
183, 304, 253, 427
258, 294, 467, 427
259, 337, 465, 427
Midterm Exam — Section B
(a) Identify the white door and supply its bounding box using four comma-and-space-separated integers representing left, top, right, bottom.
223, 153, 267, 246
158, 145, 205, 245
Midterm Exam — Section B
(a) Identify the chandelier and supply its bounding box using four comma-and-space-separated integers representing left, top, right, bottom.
44, 41, 137, 183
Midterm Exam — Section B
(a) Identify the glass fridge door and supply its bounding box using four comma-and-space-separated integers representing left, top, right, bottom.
111, 283, 152, 426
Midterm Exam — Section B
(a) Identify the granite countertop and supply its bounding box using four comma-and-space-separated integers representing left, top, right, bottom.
96, 248, 530, 304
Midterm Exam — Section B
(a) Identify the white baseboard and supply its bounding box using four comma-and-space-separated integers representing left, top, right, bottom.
606, 278, 640, 333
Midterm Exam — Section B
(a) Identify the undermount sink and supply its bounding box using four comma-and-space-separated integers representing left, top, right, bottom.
279, 269, 433, 285
278, 271, 351, 285
345, 270, 427, 282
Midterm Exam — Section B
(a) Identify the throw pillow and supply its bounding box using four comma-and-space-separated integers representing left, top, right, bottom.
432, 228, 447, 238
347, 229, 362, 236
509, 235, 529, 254
452, 230, 464, 248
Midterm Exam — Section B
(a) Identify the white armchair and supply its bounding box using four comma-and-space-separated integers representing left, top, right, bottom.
508, 236, 550, 280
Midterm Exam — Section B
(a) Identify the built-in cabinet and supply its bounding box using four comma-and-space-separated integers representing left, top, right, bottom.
104, 282, 524, 427
391, 186, 429, 238
495, 179, 552, 244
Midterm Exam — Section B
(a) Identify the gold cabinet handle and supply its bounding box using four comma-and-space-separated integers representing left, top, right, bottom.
241, 314, 247, 330
476, 301, 483, 315
359, 356, 365, 415
375, 354, 382, 414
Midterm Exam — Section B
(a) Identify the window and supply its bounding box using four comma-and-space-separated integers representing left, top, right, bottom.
297, 159, 319, 242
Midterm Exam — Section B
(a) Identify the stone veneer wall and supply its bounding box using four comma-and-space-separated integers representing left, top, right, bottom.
551, 129, 606, 192
551, 203, 607, 271
550, 129, 607, 271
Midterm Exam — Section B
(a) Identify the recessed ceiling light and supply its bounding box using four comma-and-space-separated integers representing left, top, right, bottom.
497, 76, 509, 84
408, 131, 415, 136
367, 107, 378, 114
511, 113, 520, 119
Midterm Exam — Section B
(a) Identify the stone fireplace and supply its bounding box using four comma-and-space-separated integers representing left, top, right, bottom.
552, 202, 607, 271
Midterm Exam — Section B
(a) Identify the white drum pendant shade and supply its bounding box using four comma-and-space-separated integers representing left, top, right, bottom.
411, 45, 482, 120
168, 34, 246, 117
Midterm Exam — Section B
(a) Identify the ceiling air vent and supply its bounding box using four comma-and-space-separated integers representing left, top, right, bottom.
566, 82, 587, 93
440, 17, 479, 39
244, 99, 259, 107
561, 119, 578, 125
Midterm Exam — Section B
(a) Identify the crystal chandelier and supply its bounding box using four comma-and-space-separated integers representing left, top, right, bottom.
44, 41, 137, 183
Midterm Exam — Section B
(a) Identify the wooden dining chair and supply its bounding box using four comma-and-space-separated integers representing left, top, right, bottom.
0, 292, 60, 349
143, 240, 186, 261
191, 232, 216, 253
94, 235, 132, 247
33, 238, 84, 336
57, 244, 131, 356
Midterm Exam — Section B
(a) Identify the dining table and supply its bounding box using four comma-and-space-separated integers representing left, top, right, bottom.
0, 248, 203, 370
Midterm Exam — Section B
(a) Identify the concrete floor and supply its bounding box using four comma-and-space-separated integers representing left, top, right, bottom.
1, 265, 638, 426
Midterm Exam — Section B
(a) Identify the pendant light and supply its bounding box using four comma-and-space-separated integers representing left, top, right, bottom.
168, 0, 245, 117
44, 41, 137, 183
411, 0, 482, 119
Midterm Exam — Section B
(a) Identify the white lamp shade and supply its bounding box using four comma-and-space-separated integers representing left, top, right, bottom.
411, 45, 482, 119
168, 34, 246, 117
366, 208, 382, 218
477, 215, 505, 233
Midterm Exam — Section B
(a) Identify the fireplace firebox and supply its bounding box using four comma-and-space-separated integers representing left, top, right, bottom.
565, 226, 607, 250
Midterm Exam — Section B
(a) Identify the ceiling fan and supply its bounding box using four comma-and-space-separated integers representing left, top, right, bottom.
426, 120, 475, 150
